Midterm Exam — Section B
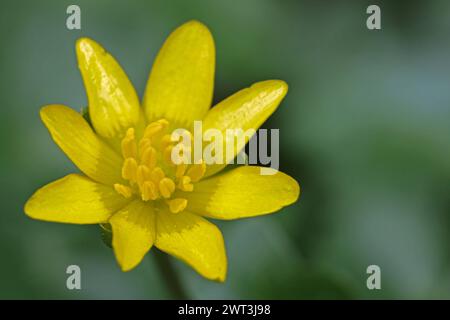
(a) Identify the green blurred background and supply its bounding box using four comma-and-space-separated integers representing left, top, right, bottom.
1, 0, 449, 299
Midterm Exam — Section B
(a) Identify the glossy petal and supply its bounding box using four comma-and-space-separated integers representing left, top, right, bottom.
155, 210, 226, 282
185, 166, 299, 220
25, 174, 128, 224
110, 200, 156, 272
40, 105, 124, 185
143, 20, 215, 128
203, 80, 288, 177
76, 38, 144, 142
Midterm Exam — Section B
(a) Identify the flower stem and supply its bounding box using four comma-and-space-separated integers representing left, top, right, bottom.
152, 249, 188, 299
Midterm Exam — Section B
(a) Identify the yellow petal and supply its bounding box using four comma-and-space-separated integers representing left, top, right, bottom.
155, 210, 226, 282
109, 200, 156, 272
40, 105, 124, 185
143, 20, 215, 128
24, 174, 128, 224
185, 166, 299, 220
76, 37, 144, 142
203, 80, 288, 177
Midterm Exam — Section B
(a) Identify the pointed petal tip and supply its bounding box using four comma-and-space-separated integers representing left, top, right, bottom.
270, 171, 300, 208
39, 105, 50, 120
75, 37, 107, 66
173, 19, 214, 47
115, 249, 149, 272
75, 37, 98, 52
216, 270, 227, 283
118, 262, 136, 272
180, 19, 211, 32
39, 104, 67, 123
23, 199, 32, 218
39, 104, 57, 114
114, 247, 144, 273
253, 79, 288, 96
75, 36, 90, 47
203, 258, 227, 282
23, 190, 43, 220
192, 264, 227, 282
206, 274, 226, 283
277, 79, 289, 94
290, 177, 301, 204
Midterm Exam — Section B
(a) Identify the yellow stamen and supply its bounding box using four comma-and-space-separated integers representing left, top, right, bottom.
156, 118, 169, 128
186, 162, 206, 182
160, 134, 173, 151
175, 164, 187, 179
143, 119, 168, 139
159, 177, 175, 199
163, 145, 175, 165
114, 183, 133, 198
140, 146, 157, 169
141, 181, 159, 201
178, 175, 194, 192
115, 120, 202, 213
138, 138, 152, 154
121, 128, 137, 159
167, 198, 188, 214
150, 167, 165, 185
122, 158, 138, 181
136, 165, 151, 188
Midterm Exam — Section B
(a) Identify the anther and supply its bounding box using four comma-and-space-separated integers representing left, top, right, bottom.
167, 198, 188, 214
114, 184, 133, 198
138, 138, 152, 154
159, 177, 175, 199
186, 162, 206, 182
140, 146, 157, 169
160, 134, 173, 151
115, 121, 201, 212
121, 128, 137, 159
150, 167, 165, 185
122, 158, 138, 181
178, 175, 194, 192
141, 181, 159, 201
143, 119, 169, 139
175, 164, 187, 179
163, 145, 175, 165
136, 165, 151, 188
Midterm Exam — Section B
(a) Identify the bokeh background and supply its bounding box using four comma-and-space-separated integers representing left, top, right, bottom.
1, 0, 449, 299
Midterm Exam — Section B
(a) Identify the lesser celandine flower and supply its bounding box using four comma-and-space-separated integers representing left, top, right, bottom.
24, 20, 300, 281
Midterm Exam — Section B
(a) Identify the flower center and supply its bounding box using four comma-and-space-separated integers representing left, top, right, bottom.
113, 119, 206, 214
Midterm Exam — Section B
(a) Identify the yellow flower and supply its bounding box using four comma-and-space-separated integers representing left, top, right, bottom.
24, 20, 300, 282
